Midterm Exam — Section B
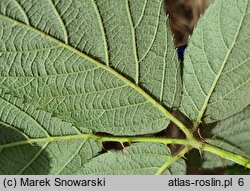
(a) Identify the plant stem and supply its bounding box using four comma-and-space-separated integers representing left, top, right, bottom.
1, 133, 250, 169
202, 143, 250, 168
187, 139, 250, 169
0, 134, 189, 150
155, 146, 190, 175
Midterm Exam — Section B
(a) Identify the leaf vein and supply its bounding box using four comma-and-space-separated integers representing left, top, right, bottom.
194, 2, 248, 126
138, 0, 162, 63
134, 0, 147, 29
13, 0, 30, 25
91, 0, 109, 66
125, 0, 139, 84
56, 139, 89, 174
47, 0, 68, 44
17, 142, 49, 175
208, 78, 250, 107
0, 121, 30, 140
0, 13, 191, 138
0, 96, 50, 137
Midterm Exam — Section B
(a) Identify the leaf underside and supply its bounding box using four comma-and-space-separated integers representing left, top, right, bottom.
181, 0, 250, 124
0, 92, 186, 174
0, 0, 185, 175
77, 143, 186, 175
0, 0, 249, 175
203, 106, 250, 169
0, 0, 181, 136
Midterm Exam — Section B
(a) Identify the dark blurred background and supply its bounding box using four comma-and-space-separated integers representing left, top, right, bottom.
165, 0, 211, 46
164, 0, 250, 175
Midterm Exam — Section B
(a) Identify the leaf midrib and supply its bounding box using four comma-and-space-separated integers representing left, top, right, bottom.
194, 1, 248, 127
0, 133, 189, 150
0, 13, 192, 138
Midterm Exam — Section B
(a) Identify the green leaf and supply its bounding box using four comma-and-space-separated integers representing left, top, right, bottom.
0, 0, 180, 135
210, 106, 250, 157
0, 92, 186, 175
202, 139, 244, 169
202, 106, 250, 169
77, 143, 186, 175
180, 0, 250, 124
0, 0, 185, 175
0, 92, 102, 174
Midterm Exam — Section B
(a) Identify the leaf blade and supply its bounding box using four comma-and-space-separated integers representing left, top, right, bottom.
202, 106, 250, 169
0, 92, 102, 174
181, 0, 250, 123
77, 143, 186, 175
0, 0, 181, 135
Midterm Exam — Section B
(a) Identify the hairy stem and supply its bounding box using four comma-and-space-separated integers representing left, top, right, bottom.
155, 146, 190, 175
1, 133, 249, 169
202, 143, 250, 168
0, 134, 189, 150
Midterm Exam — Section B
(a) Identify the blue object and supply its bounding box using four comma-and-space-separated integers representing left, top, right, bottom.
177, 45, 187, 61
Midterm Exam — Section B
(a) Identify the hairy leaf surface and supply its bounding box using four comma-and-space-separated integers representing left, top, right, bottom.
77, 143, 186, 175
0, 92, 102, 174
0, 92, 185, 174
181, 0, 250, 123
203, 106, 250, 168
202, 139, 244, 169
0, 0, 181, 135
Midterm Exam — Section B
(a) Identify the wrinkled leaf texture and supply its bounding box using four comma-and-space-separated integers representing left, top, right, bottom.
0, 0, 249, 174
203, 106, 250, 169
0, 0, 184, 175
181, 0, 250, 123
181, 0, 250, 169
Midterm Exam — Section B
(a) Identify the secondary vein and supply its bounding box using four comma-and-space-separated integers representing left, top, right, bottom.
194, 2, 248, 128
125, 0, 140, 84
0, 13, 193, 139
48, 0, 69, 44
91, 0, 109, 66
